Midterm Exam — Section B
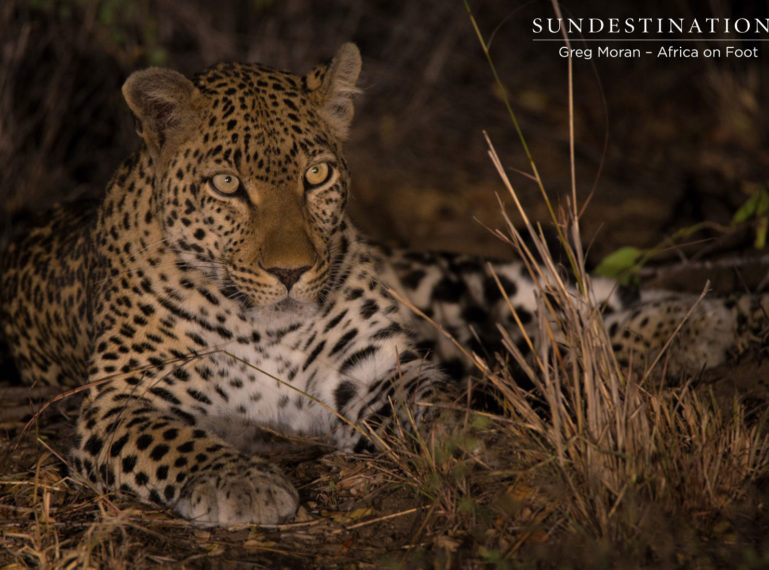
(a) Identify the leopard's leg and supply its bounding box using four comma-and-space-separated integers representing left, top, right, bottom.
71, 387, 298, 526
602, 292, 769, 373
323, 339, 446, 452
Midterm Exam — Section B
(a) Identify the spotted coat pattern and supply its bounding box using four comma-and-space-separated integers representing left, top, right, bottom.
1, 44, 766, 526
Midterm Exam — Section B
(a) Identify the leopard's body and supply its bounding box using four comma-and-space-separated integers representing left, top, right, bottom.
1, 44, 765, 526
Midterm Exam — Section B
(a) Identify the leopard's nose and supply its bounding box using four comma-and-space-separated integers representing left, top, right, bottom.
266, 266, 311, 290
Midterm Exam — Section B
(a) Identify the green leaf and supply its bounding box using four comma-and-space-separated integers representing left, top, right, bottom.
732, 185, 769, 224
593, 246, 644, 285
733, 185, 769, 249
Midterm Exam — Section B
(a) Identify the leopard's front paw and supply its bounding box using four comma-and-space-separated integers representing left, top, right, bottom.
175, 461, 298, 526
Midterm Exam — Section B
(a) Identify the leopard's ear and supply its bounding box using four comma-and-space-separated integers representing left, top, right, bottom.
305, 43, 361, 140
122, 68, 201, 164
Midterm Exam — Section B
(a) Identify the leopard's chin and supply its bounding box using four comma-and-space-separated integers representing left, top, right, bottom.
220, 281, 320, 314
248, 298, 320, 324
270, 298, 310, 312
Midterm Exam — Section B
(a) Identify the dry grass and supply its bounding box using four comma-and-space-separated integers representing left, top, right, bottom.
476, 137, 769, 557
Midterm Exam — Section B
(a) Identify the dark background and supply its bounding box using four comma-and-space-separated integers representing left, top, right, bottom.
2, 0, 768, 262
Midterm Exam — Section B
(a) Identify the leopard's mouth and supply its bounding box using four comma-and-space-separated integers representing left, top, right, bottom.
220, 280, 319, 314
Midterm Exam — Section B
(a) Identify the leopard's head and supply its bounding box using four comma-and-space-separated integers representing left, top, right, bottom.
122, 44, 361, 308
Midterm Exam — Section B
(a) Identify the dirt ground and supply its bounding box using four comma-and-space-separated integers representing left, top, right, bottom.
3, 1, 769, 567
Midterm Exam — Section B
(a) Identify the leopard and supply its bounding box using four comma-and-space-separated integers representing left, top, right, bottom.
1, 43, 766, 526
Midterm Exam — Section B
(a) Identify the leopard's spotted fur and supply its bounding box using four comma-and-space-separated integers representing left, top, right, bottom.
2, 44, 766, 526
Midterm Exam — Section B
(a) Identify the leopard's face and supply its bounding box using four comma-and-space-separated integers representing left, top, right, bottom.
156, 63, 349, 307
123, 46, 361, 308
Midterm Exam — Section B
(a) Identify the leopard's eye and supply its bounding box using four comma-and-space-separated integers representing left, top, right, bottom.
303, 163, 333, 188
210, 173, 241, 195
